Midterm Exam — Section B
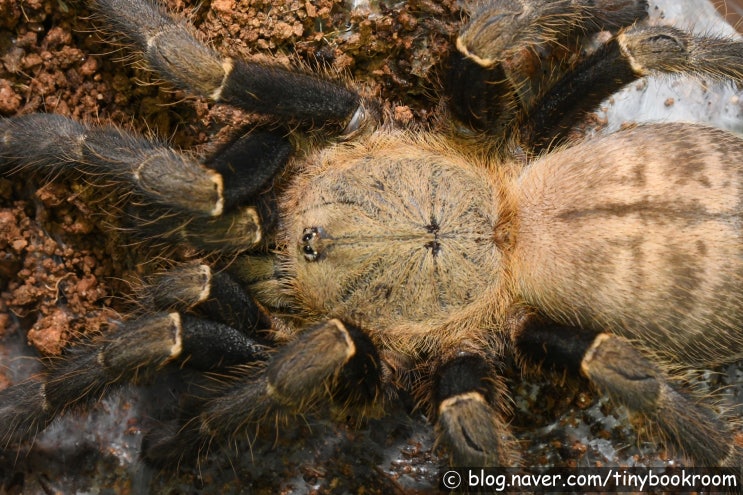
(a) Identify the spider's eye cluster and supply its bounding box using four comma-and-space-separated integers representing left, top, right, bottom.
300, 226, 325, 261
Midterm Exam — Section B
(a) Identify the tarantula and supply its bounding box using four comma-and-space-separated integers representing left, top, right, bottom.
0, 0, 742, 475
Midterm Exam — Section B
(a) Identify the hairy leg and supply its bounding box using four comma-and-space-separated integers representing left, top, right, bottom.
141, 319, 384, 465
513, 312, 741, 467
432, 352, 519, 466
92, 0, 367, 131
449, 0, 743, 153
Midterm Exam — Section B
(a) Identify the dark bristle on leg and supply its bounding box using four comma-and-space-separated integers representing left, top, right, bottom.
142, 264, 265, 337
141, 320, 383, 465
121, 204, 264, 253
205, 130, 293, 211
178, 316, 267, 370
217, 62, 362, 126
518, 39, 638, 152
513, 313, 742, 467
0, 313, 183, 446
447, 53, 516, 139
433, 353, 518, 466
581, 334, 741, 467
510, 311, 600, 374
93, 0, 363, 127
580, 0, 649, 30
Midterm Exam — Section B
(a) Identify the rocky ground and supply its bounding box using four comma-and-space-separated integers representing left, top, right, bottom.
0, 0, 742, 494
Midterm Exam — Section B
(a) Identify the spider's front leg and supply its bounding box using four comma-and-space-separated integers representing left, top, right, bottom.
93, 0, 369, 130
2, 0, 374, 245
0, 106, 303, 444
0, 114, 283, 252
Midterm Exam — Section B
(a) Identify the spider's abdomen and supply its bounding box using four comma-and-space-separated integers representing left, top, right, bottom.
515, 122, 743, 365
279, 133, 511, 351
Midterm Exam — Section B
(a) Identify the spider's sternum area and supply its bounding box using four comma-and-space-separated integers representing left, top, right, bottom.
279, 133, 509, 341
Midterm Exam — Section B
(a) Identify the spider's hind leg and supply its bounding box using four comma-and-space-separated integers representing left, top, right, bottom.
0, 314, 266, 448
449, 0, 743, 153
520, 24, 743, 152
513, 312, 742, 467
448, 0, 649, 142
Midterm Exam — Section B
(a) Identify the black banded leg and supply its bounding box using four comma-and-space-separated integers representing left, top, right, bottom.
448, 0, 648, 138
121, 130, 294, 252
617, 24, 743, 82
447, 55, 516, 142
0, 114, 223, 217
451, 0, 743, 153
92, 0, 367, 130
142, 263, 264, 336
0, 114, 292, 253
205, 129, 292, 211
456, 0, 648, 68
141, 319, 383, 465
0, 114, 275, 218
122, 205, 263, 253
520, 26, 743, 151
433, 353, 518, 466
513, 313, 741, 467
0, 313, 184, 447
0, 312, 264, 447
517, 38, 639, 152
